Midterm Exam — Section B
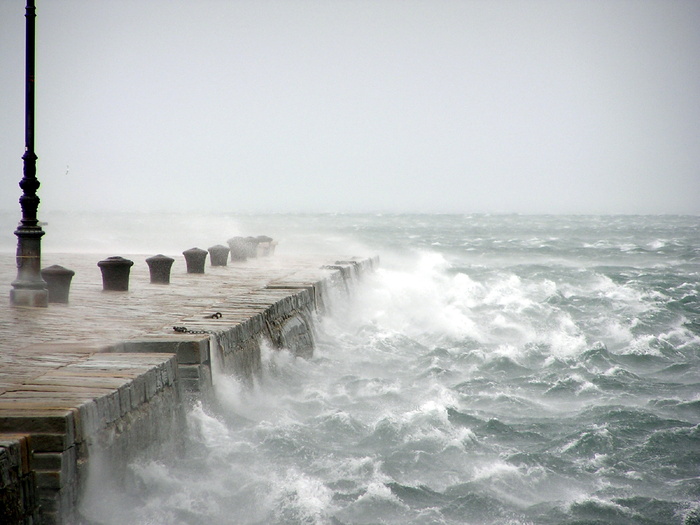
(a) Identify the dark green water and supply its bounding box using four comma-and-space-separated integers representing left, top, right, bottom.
65, 213, 699, 524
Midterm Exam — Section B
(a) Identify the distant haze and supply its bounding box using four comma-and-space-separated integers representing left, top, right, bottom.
1, 0, 698, 215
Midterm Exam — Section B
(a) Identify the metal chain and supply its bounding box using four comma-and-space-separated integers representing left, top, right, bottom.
173, 312, 223, 334
173, 326, 213, 334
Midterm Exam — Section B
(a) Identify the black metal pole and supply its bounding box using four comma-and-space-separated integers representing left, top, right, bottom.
10, 0, 48, 307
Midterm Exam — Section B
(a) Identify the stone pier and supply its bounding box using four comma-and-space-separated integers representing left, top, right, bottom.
0, 252, 378, 524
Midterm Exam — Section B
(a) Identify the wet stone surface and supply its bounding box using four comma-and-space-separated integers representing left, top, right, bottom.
0, 252, 343, 395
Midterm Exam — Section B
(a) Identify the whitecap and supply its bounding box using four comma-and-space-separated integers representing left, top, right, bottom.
358, 481, 400, 503
647, 239, 667, 250
471, 460, 521, 481
270, 470, 334, 524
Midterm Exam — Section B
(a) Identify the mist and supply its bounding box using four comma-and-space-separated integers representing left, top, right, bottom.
1, 0, 699, 216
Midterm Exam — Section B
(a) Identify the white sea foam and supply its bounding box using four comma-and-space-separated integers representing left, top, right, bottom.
71, 213, 699, 525
359, 481, 399, 502
348, 252, 483, 342
566, 496, 635, 518
472, 460, 521, 481
270, 470, 334, 524
187, 401, 232, 448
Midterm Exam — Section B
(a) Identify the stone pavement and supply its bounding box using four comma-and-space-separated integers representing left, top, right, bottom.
0, 251, 346, 395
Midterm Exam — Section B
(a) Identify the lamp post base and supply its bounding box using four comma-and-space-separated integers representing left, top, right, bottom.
10, 285, 48, 307
11, 226, 48, 307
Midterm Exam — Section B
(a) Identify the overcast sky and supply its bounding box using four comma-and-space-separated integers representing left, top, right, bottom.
1, 0, 698, 215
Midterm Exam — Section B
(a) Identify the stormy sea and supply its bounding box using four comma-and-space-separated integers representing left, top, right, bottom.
7, 212, 699, 525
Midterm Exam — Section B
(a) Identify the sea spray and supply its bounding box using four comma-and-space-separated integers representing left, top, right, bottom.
74, 213, 699, 525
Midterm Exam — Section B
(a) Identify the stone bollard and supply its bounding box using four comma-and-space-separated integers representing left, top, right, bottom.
40, 265, 75, 303
208, 245, 230, 266
97, 256, 134, 291
227, 237, 248, 262
182, 247, 207, 274
245, 236, 260, 258
146, 254, 175, 284
256, 236, 273, 257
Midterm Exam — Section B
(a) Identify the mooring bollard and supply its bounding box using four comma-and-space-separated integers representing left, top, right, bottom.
182, 247, 208, 274
146, 254, 175, 284
97, 256, 134, 291
208, 244, 230, 266
256, 236, 273, 257
40, 265, 75, 303
245, 236, 260, 258
227, 237, 248, 262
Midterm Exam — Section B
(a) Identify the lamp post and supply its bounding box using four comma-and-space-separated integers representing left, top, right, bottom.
10, 0, 48, 307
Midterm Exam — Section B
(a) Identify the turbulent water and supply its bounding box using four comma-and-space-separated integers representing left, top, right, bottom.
42, 213, 698, 525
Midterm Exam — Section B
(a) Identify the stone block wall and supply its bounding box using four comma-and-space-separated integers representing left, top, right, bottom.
0, 353, 182, 525
0, 435, 36, 524
0, 256, 378, 524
